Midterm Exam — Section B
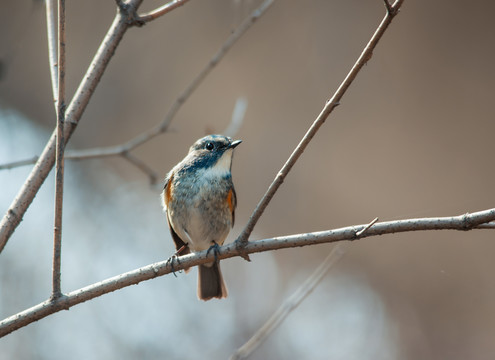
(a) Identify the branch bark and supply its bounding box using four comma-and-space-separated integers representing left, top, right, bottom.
235, 0, 405, 252
52, 0, 66, 299
1, 208, 493, 337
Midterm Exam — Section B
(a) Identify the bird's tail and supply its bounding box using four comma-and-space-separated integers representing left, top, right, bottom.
197, 261, 228, 301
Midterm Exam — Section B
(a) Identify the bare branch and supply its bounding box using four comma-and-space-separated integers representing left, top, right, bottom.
135, 0, 190, 24
230, 244, 347, 360
0, 157, 40, 170
355, 217, 379, 237
1, 208, 494, 337
0, 0, 145, 253
235, 0, 405, 250
52, 0, 66, 300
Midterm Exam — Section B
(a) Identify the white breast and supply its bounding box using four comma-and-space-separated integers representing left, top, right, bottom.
202, 149, 233, 179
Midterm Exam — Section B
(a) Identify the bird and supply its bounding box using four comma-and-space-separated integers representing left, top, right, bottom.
162, 134, 242, 301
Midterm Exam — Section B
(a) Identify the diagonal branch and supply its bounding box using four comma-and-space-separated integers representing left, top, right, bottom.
230, 244, 348, 360
0, 207, 493, 337
235, 0, 405, 252
135, 0, 191, 24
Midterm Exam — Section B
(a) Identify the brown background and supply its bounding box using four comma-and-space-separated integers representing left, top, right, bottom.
1, 0, 494, 359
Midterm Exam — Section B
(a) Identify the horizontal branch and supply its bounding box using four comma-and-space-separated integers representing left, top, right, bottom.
1, 207, 493, 337
0, 157, 40, 170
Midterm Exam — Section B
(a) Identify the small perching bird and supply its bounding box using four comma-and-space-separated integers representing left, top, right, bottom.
162, 135, 242, 300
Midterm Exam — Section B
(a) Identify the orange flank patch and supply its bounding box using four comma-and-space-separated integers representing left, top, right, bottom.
164, 174, 174, 206
226, 188, 234, 213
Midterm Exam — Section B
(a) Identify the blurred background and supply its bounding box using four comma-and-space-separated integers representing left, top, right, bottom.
1, 0, 494, 359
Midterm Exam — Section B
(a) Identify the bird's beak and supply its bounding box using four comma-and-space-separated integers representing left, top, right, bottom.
230, 139, 242, 148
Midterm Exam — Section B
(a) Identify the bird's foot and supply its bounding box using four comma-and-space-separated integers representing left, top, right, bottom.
206, 241, 221, 263
166, 254, 181, 277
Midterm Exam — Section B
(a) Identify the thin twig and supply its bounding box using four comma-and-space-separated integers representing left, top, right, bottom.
135, 0, 190, 24
355, 217, 379, 237
1, 207, 494, 338
230, 244, 347, 360
0, 0, 145, 253
0, 157, 40, 170
235, 0, 405, 252
52, 0, 66, 300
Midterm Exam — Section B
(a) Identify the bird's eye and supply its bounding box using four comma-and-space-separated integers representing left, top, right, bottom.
205, 142, 214, 151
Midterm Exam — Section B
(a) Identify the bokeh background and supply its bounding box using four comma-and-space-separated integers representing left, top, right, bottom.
1, 0, 494, 359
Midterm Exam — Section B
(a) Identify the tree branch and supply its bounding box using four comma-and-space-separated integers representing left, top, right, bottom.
0, 157, 41, 170
235, 0, 405, 253
1, 207, 493, 337
134, 0, 191, 24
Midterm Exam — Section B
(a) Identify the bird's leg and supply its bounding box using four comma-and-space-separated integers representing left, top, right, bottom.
165, 255, 179, 277
166, 243, 189, 277
206, 241, 221, 263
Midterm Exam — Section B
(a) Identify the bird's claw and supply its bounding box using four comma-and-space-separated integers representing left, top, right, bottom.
166, 254, 182, 277
206, 241, 221, 263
